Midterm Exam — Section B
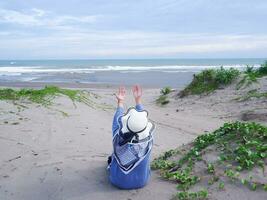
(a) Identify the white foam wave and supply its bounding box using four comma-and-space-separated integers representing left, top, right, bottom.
162, 70, 199, 73
104, 65, 252, 71
0, 72, 22, 76
0, 66, 95, 73
0, 64, 260, 75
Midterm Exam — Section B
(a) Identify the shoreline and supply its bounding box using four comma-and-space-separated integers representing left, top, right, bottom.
0, 74, 266, 200
0, 81, 164, 90
0, 70, 196, 88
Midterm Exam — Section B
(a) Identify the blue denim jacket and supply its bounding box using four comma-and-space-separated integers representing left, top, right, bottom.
109, 104, 151, 189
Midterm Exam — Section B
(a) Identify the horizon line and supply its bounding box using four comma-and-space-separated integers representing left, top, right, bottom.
0, 57, 266, 61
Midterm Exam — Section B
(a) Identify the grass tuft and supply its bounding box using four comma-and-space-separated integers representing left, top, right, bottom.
160, 86, 172, 95
258, 60, 267, 77
156, 86, 173, 105
156, 95, 170, 105
235, 90, 267, 101
0, 85, 111, 109
179, 67, 240, 97
236, 61, 267, 89
236, 65, 259, 89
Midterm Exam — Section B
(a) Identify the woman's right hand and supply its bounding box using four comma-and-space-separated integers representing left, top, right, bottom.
115, 86, 126, 106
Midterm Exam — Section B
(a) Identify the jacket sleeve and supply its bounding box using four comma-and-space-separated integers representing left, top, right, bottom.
135, 103, 144, 111
112, 107, 124, 135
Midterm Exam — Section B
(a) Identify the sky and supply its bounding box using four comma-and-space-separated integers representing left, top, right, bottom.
0, 0, 267, 59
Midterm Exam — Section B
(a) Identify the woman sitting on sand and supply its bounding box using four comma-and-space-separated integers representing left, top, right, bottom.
108, 85, 155, 189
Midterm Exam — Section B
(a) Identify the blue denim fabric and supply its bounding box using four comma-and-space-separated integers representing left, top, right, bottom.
109, 104, 151, 189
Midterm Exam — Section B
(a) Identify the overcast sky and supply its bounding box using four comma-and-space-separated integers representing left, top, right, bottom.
0, 0, 267, 59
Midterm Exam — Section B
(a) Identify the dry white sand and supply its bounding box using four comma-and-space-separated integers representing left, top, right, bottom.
0, 79, 266, 200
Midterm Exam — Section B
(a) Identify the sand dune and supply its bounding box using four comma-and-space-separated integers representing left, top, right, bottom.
0, 79, 266, 200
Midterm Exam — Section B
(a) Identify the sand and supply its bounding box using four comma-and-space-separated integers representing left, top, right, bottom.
0, 78, 266, 200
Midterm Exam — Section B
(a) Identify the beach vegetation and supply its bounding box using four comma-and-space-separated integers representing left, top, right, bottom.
179, 61, 267, 96
235, 89, 267, 101
218, 182, 225, 190
152, 121, 267, 198
156, 95, 170, 105
258, 60, 267, 77
156, 86, 173, 105
207, 163, 215, 174
236, 65, 259, 89
0, 85, 111, 109
236, 61, 267, 89
179, 67, 240, 97
175, 189, 208, 200
160, 86, 172, 95
151, 149, 180, 170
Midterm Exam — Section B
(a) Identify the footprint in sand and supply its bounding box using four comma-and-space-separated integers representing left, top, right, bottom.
2, 175, 9, 178
39, 171, 48, 183
54, 167, 63, 175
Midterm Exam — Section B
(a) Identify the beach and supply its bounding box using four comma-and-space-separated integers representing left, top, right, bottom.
0, 75, 266, 200
1, 0, 267, 198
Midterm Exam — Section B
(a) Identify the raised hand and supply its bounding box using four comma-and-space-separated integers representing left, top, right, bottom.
115, 86, 126, 107
132, 85, 142, 104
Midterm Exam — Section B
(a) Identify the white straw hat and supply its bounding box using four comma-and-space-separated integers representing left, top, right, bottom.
120, 108, 152, 141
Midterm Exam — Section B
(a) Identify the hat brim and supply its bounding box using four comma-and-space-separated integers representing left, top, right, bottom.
119, 107, 154, 141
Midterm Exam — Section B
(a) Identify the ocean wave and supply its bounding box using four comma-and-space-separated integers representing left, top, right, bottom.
103, 65, 252, 71
162, 70, 200, 73
0, 72, 22, 76
0, 66, 95, 73
0, 64, 260, 74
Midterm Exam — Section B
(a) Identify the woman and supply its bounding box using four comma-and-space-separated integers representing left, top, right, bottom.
108, 85, 155, 189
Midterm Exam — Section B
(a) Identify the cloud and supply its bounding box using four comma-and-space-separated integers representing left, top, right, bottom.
31, 8, 46, 17
0, 1, 266, 58
0, 31, 12, 36
0, 8, 100, 27
0, 8, 42, 26
0, 30, 266, 58
47, 15, 99, 27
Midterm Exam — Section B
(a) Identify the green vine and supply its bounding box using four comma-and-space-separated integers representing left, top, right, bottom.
152, 121, 267, 199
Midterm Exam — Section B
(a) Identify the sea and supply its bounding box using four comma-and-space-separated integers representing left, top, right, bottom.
0, 58, 266, 88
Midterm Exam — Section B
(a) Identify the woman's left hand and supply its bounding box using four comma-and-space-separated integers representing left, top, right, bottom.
132, 85, 142, 104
